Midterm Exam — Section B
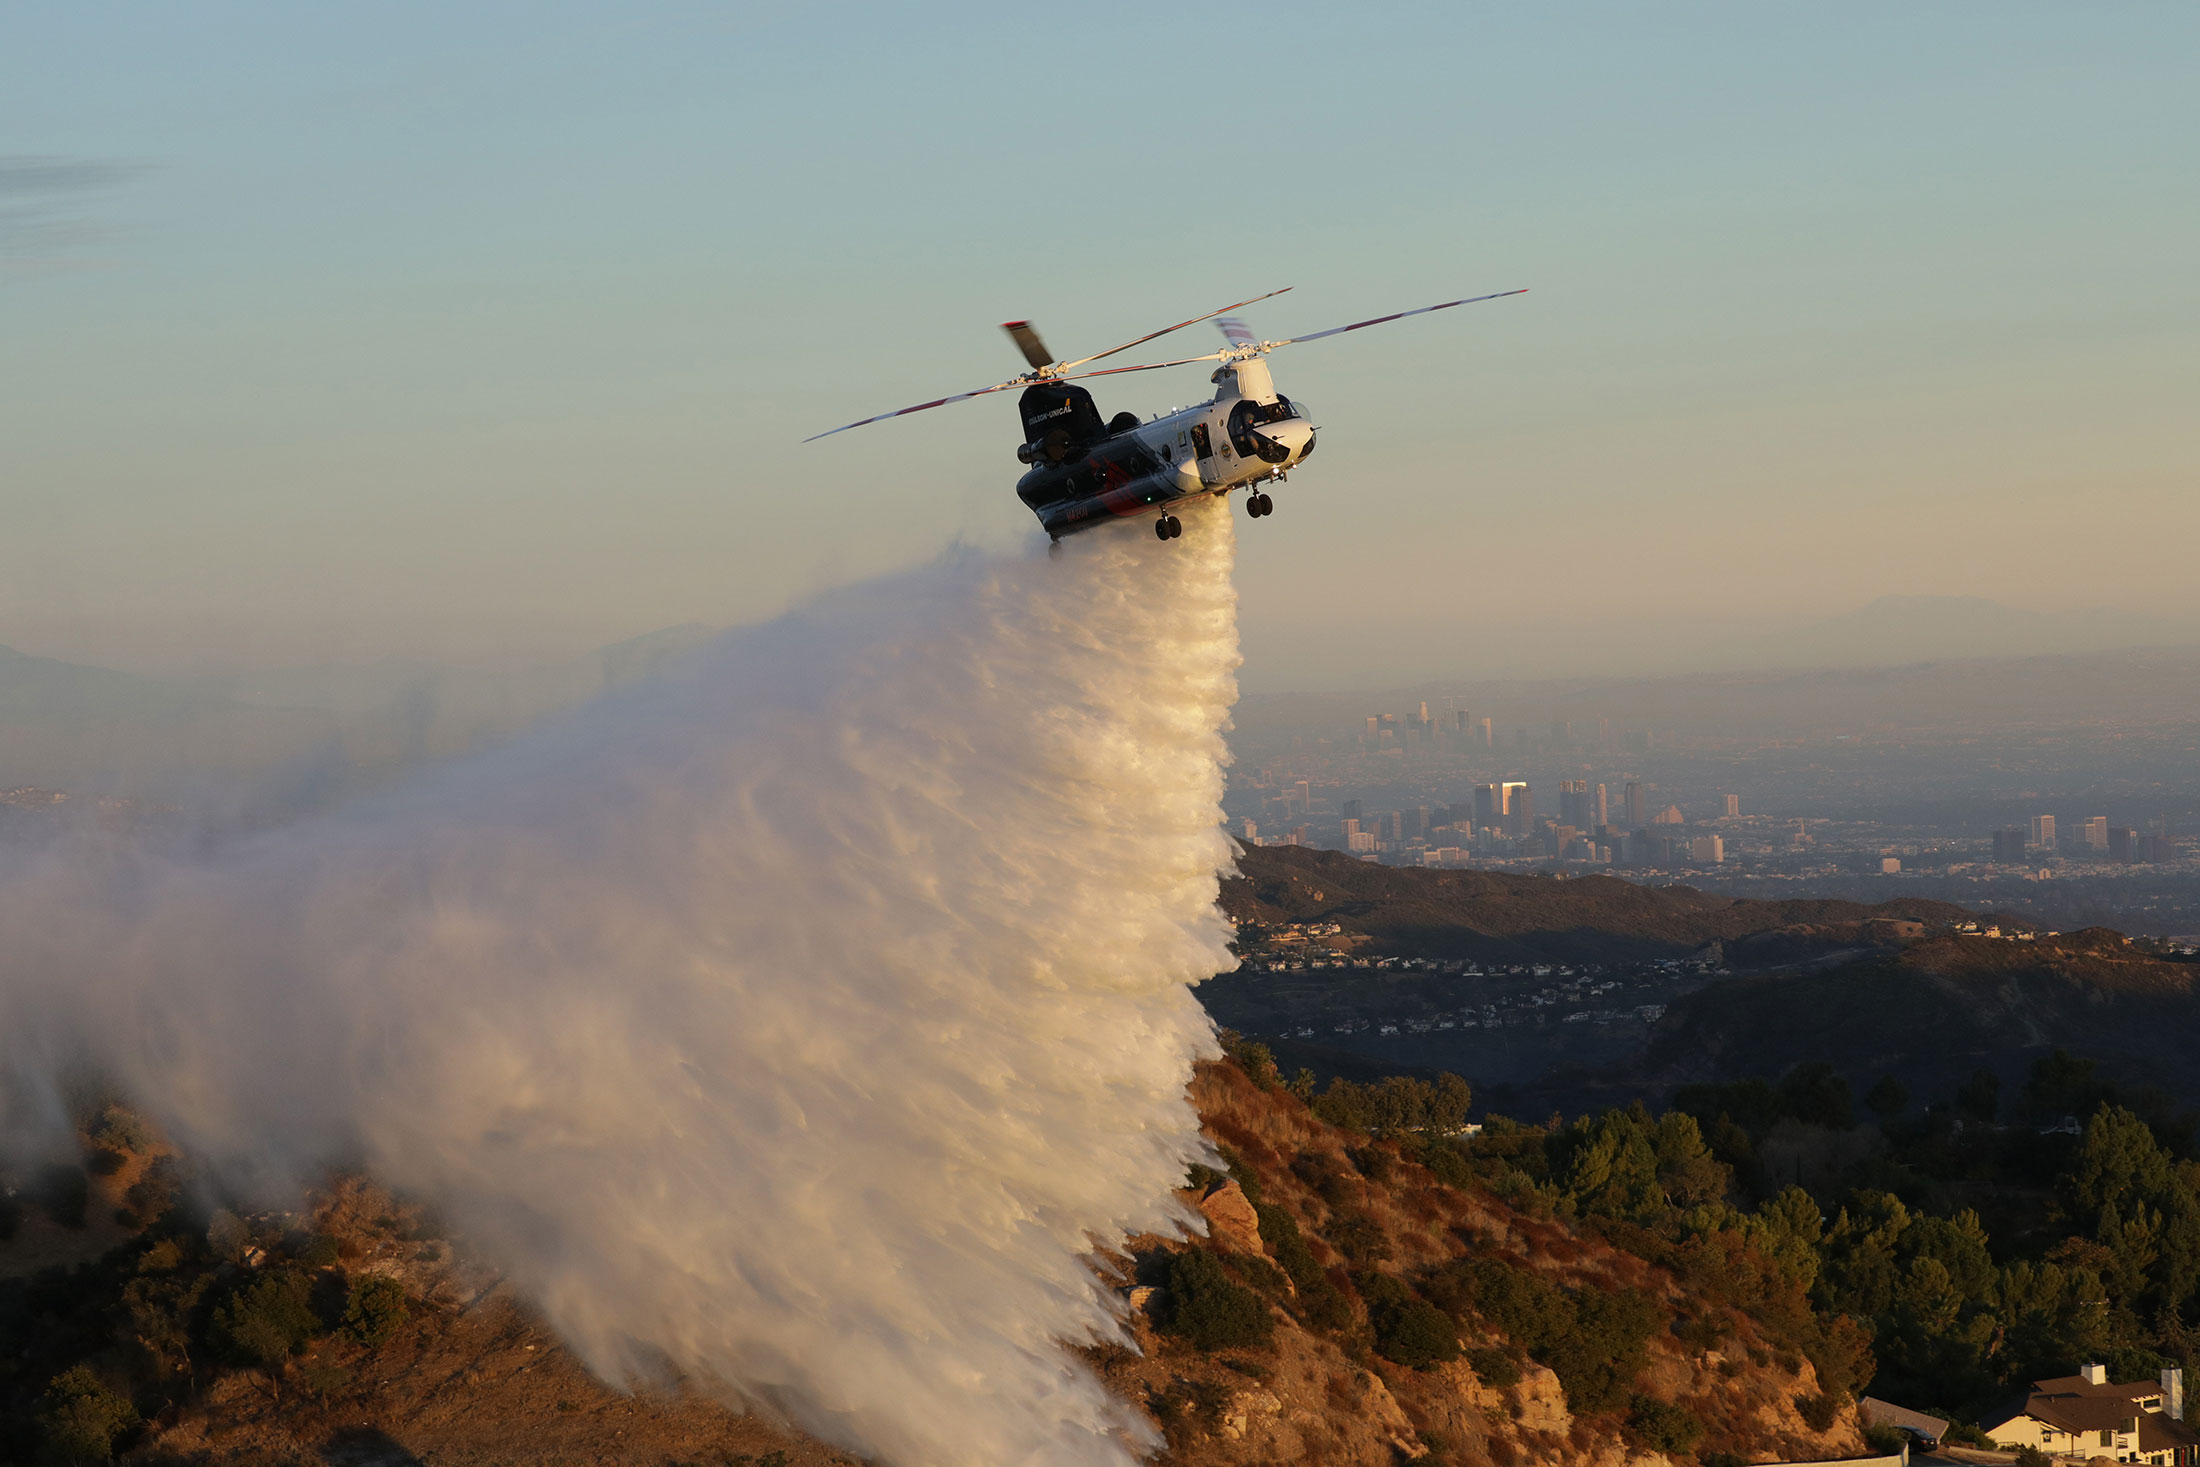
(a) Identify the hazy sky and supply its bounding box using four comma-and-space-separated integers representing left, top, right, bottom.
5, 2, 2196, 688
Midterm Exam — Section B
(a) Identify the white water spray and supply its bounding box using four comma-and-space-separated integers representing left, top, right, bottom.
0, 497, 1241, 1467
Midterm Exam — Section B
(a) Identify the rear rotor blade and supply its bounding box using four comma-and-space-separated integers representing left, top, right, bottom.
1269, 289, 1527, 346
1001, 321, 1053, 371
802, 378, 1027, 442
1051, 287, 1291, 372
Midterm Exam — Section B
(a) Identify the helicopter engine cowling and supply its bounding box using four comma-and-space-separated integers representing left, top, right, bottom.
1248, 417, 1312, 465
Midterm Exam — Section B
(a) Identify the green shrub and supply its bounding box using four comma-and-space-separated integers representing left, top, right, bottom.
91, 1105, 156, 1155
302, 1359, 353, 1398
295, 1233, 342, 1268
1629, 1395, 1704, 1454
1255, 1201, 1355, 1331
1326, 1211, 1392, 1263
1863, 1423, 1910, 1455
1468, 1346, 1522, 1387
1378, 1298, 1462, 1370
344, 1275, 409, 1347
213, 1269, 322, 1370
1702, 1452, 1745, 1467
2013, 1448, 2050, 1467
1795, 1392, 1839, 1432
119, 1156, 183, 1229
1160, 1249, 1273, 1351
37, 1365, 139, 1465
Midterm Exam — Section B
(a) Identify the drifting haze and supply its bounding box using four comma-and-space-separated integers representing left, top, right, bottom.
0, 501, 1242, 1467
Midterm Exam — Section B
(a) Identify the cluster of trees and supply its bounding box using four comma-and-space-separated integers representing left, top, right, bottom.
1224, 1031, 2200, 1440
0, 1113, 414, 1465
1427, 1048, 2200, 1430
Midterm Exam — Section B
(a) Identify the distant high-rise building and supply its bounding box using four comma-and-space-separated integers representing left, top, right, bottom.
1593, 783, 1609, 828
1340, 818, 1360, 842
1478, 717, 1493, 748
1653, 805, 1685, 826
2083, 817, 2109, 851
1992, 827, 2028, 863
1240, 818, 1258, 840
2030, 815, 2057, 850
1364, 716, 1379, 746
1624, 781, 1646, 826
1295, 780, 1311, 812
1502, 781, 1532, 836
1879, 857, 1902, 874
1598, 717, 1611, 750
1410, 806, 1431, 841
1558, 780, 1592, 828
1690, 835, 1724, 864
1341, 799, 1363, 822
2140, 833, 2178, 863
1722, 794, 1741, 818
1472, 784, 1500, 828
1417, 700, 1431, 728
2110, 827, 2140, 862
1454, 709, 1469, 734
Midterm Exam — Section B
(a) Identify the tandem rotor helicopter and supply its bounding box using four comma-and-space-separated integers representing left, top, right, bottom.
804, 287, 1526, 542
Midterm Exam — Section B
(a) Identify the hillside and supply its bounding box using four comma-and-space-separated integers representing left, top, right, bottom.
1223, 845, 1971, 964
1, 1069, 1871, 1467
1605, 928, 2200, 1114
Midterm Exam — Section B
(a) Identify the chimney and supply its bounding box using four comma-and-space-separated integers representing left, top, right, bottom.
2082, 1363, 2109, 1386
2163, 1367, 2185, 1421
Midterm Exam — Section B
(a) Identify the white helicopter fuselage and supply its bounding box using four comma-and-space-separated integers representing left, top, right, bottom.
1013, 356, 1316, 539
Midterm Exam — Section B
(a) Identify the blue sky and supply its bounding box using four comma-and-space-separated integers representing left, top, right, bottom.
4, 2, 2196, 686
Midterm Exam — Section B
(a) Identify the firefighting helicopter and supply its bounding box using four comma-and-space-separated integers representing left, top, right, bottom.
803, 287, 1527, 541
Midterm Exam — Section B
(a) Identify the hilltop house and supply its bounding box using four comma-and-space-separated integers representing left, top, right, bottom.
1983, 1365, 2200, 1466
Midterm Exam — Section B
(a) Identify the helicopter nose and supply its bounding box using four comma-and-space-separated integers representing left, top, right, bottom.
1253, 417, 1313, 463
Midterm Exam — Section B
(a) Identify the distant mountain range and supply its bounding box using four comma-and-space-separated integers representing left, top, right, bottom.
1707, 594, 2200, 673
1239, 592, 2200, 694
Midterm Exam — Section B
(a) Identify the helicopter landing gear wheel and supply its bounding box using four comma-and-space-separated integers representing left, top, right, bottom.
1249, 492, 1274, 517
1154, 513, 1182, 540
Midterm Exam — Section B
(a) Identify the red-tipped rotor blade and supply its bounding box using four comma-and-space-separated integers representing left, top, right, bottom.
1054, 350, 1228, 383
1271, 289, 1528, 346
803, 378, 1026, 442
1051, 287, 1291, 372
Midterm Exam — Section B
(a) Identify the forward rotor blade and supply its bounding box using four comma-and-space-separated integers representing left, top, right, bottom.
802, 378, 1026, 442
1270, 289, 1528, 346
1052, 287, 1291, 373
1055, 350, 1228, 383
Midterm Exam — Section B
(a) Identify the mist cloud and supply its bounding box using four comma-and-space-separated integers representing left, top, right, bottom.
0, 498, 1242, 1467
